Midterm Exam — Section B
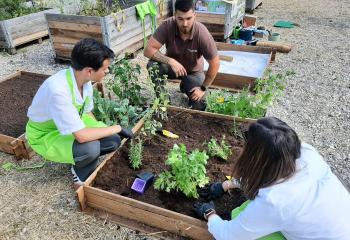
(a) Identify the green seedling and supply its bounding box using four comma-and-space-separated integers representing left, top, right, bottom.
154, 144, 209, 198
207, 136, 232, 161
129, 137, 144, 170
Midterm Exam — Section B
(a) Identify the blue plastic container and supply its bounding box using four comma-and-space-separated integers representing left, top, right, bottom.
131, 178, 147, 194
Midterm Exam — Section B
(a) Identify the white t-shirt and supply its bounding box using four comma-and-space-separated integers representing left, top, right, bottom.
27, 68, 94, 135
208, 143, 350, 240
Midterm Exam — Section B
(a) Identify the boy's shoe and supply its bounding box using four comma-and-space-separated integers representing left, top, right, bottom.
71, 166, 84, 186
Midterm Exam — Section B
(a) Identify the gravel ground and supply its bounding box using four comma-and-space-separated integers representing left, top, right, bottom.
0, 0, 349, 239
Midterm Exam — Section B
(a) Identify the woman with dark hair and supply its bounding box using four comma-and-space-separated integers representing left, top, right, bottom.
194, 117, 350, 240
26, 39, 133, 185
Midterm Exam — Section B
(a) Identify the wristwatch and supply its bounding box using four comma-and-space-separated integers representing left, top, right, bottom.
204, 208, 216, 220
200, 85, 207, 91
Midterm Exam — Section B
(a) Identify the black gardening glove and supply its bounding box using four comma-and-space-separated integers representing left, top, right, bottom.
193, 201, 216, 220
119, 128, 134, 139
198, 182, 225, 200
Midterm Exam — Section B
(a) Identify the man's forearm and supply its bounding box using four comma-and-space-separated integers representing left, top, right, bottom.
152, 51, 171, 64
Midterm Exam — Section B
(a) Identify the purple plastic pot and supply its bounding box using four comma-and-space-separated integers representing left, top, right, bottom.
131, 178, 146, 194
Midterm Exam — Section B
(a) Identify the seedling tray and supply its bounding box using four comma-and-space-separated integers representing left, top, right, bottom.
76, 106, 256, 239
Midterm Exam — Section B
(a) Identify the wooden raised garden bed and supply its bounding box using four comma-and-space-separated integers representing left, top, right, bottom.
169, 42, 276, 92
0, 71, 49, 159
46, 0, 172, 61
0, 8, 59, 54
76, 106, 255, 239
0, 70, 104, 160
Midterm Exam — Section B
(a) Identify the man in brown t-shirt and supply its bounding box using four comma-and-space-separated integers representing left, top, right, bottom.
144, 0, 220, 110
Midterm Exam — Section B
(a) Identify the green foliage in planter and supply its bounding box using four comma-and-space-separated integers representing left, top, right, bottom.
154, 144, 209, 199
206, 70, 295, 119
207, 136, 232, 161
129, 136, 144, 170
0, 0, 44, 21
92, 89, 143, 127
79, 0, 121, 16
107, 56, 146, 107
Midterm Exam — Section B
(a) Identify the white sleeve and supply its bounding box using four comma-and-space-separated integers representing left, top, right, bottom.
48, 90, 85, 135
208, 198, 284, 240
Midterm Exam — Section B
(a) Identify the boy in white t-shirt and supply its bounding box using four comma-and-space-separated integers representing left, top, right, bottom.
194, 117, 350, 240
26, 39, 133, 185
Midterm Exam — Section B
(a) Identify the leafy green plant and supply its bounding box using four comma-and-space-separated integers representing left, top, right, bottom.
79, 0, 121, 16
92, 89, 142, 127
0, 0, 44, 20
107, 56, 146, 107
207, 136, 232, 161
129, 136, 144, 170
206, 70, 295, 119
154, 144, 209, 198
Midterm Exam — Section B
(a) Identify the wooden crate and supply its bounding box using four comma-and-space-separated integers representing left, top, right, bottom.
76, 106, 255, 240
171, 0, 245, 40
0, 8, 60, 54
46, 0, 172, 61
0, 71, 104, 160
169, 42, 276, 92
0, 71, 49, 159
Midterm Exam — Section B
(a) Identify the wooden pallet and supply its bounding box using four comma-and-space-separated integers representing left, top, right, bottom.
47, 0, 172, 61
76, 106, 256, 240
169, 42, 276, 92
0, 9, 59, 54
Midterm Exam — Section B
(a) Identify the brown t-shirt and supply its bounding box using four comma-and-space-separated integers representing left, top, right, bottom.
153, 17, 217, 73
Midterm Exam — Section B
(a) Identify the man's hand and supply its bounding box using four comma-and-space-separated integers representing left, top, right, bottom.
119, 128, 134, 139
199, 182, 225, 200
168, 58, 187, 77
193, 201, 216, 220
190, 87, 205, 101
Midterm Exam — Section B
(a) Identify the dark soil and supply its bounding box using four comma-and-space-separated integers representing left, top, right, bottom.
93, 109, 250, 220
0, 74, 46, 137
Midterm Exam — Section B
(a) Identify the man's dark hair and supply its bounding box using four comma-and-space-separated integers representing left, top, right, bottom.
233, 117, 301, 199
175, 0, 194, 12
71, 38, 114, 71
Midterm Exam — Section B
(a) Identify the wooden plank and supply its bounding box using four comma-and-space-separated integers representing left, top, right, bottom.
48, 21, 102, 33
20, 71, 50, 79
0, 134, 16, 155
196, 13, 225, 25
49, 28, 103, 40
167, 106, 256, 123
0, 71, 21, 83
84, 187, 213, 240
45, 13, 101, 26
12, 30, 48, 46
213, 72, 256, 91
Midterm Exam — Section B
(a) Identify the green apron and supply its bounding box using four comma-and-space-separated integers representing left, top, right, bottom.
26, 69, 106, 164
231, 200, 286, 240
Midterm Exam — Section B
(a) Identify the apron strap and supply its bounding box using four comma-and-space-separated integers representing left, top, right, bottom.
65, 69, 90, 116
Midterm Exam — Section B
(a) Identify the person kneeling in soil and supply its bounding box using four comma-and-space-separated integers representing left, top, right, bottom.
26, 38, 133, 185
194, 117, 350, 240
143, 0, 220, 111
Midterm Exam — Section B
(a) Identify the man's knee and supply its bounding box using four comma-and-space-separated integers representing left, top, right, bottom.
73, 140, 100, 168
100, 134, 121, 154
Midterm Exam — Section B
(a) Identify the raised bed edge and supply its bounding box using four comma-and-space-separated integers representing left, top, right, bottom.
76, 106, 256, 240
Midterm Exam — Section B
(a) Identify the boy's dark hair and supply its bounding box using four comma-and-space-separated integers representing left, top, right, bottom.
71, 38, 114, 71
175, 0, 194, 12
233, 117, 301, 199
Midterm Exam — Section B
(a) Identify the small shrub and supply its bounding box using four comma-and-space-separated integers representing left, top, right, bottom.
154, 144, 209, 198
